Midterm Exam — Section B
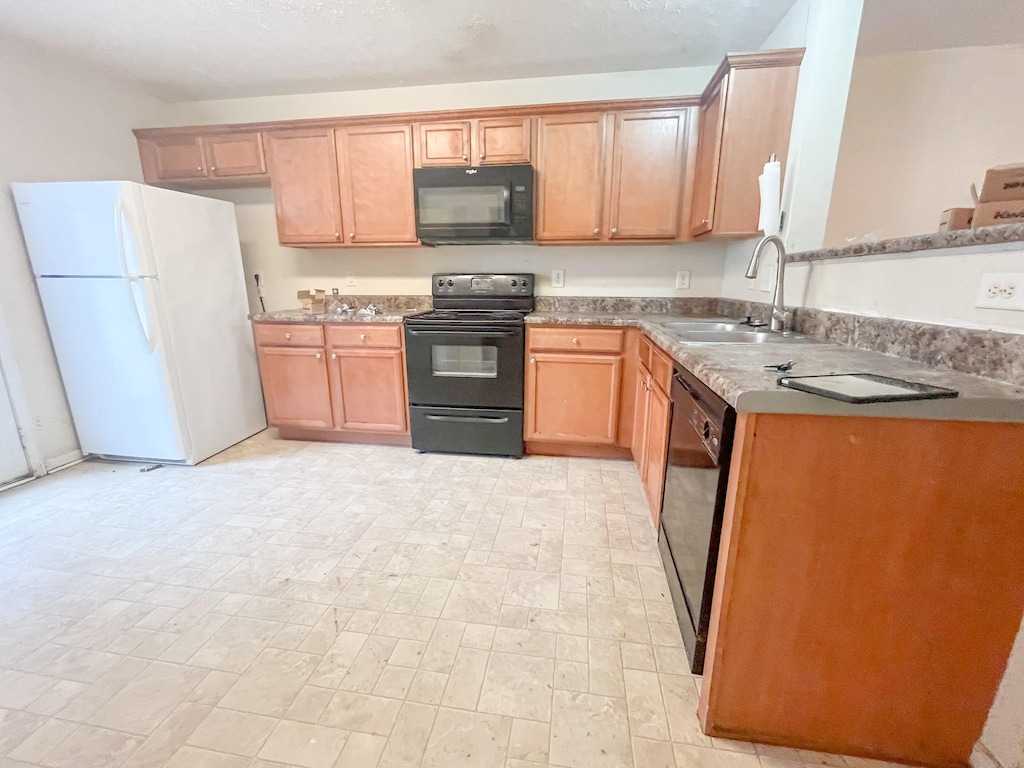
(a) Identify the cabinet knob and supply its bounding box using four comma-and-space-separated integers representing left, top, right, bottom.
196, 166, 203, 171
284, 332, 292, 339
572, 337, 579, 345
331, 353, 337, 359
210, 166, 216, 171
701, 218, 709, 225
315, 352, 322, 359
461, 154, 468, 161
593, 228, 600, 234
611, 227, 618, 234
479, 153, 485, 159
360, 333, 367, 341
349, 232, 355, 239
334, 232, 341, 239
530, 357, 535, 364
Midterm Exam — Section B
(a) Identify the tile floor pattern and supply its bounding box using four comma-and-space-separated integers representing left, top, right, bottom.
0, 433, 899, 768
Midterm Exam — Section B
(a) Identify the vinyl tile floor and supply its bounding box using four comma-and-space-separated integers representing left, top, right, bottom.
0, 432, 897, 768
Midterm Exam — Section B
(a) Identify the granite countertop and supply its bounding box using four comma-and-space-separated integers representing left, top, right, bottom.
526, 312, 1024, 422
251, 309, 413, 323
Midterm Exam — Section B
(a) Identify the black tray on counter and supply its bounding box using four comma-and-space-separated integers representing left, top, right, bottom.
777, 373, 959, 404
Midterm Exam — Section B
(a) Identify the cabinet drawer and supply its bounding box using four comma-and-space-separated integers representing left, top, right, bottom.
255, 323, 324, 347
650, 343, 674, 394
638, 335, 654, 370
528, 327, 624, 354
326, 324, 403, 349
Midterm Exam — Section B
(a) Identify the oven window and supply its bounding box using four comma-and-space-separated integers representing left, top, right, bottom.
431, 345, 499, 378
418, 186, 509, 226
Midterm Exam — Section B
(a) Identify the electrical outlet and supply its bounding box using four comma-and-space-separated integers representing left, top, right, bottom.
346, 273, 357, 287
760, 268, 774, 293
551, 269, 565, 288
976, 272, 1024, 310
675, 270, 691, 290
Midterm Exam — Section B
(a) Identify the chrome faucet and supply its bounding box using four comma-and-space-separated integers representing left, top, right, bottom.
744, 235, 792, 332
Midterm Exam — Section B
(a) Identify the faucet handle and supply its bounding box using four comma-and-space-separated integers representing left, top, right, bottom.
741, 315, 767, 328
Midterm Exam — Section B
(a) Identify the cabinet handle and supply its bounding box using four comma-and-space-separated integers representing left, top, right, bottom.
611, 227, 618, 234
334, 232, 341, 240
530, 357, 535, 364
210, 166, 216, 171
196, 166, 203, 171
331, 353, 337, 359
701, 218, 709, 225
461, 154, 468, 161
315, 352, 322, 359
284, 332, 292, 340
360, 333, 367, 341
572, 337, 579, 345
593, 228, 600, 234
479, 153, 485, 159
349, 232, 355, 239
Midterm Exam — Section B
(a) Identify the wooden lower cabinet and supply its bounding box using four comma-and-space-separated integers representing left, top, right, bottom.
633, 337, 674, 524
526, 352, 622, 444
327, 347, 408, 433
257, 346, 333, 429
254, 322, 409, 444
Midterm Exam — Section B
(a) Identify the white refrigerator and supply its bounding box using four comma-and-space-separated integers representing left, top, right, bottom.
13, 181, 267, 465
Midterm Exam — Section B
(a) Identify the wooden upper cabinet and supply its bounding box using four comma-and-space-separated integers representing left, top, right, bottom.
335, 124, 418, 245
265, 128, 344, 246
203, 132, 266, 178
609, 109, 690, 240
535, 113, 609, 241
257, 345, 334, 429
691, 49, 804, 238
139, 135, 207, 182
416, 121, 472, 167
476, 117, 532, 165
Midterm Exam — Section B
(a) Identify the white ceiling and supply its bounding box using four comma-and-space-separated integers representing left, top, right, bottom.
0, 0, 799, 102
858, 0, 1024, 55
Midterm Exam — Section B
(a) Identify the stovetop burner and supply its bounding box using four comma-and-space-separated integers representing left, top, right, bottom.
406, 309, 527, 324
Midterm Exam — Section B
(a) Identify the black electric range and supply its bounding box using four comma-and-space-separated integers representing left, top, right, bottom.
404, 273, 534, 457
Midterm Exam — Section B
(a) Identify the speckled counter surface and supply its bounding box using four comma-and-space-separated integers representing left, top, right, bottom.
526, 312, 1024, 421
251, 309, 413, 323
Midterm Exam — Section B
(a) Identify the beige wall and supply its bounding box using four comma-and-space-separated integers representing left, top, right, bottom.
164, 67, 730, 306
0, 33, 170, 468
826, 44, 1024, 245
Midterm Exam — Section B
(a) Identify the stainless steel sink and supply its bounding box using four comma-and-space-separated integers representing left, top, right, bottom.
661, 321, 749, 333
671, 330, 818, 345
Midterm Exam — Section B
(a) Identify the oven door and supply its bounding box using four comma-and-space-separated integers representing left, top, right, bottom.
405, 324, 524, 409
413, 166, 514, 241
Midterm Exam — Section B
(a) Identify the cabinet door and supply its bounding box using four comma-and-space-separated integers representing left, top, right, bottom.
526, 352, 621, 444
265, 129, 344, 245
690, 76, 728, 237
328, 347, 408, 433
609, 110, 689, 240
535, 114, 609, 241
204, 132, 266, 178
336, 124, 418, 245
139, 135, 207, 181
476, 118, 532, 165
643, 380, 672, 524
258, 346, 333, 429
632, 368, 651, 477
417, 122, 472, 167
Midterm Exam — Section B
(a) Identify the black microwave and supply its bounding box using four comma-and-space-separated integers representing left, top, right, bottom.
413, 164, 534, 245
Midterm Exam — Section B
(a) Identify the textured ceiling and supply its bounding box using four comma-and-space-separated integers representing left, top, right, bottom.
0, 0, 797, 101
859, 0, 1024, 55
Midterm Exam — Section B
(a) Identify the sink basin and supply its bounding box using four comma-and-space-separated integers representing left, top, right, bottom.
672, 330, 818, 345
662, 321, 750, 333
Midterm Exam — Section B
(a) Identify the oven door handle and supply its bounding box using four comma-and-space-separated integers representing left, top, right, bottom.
424, 414, 510, 424
407, 329, 519, 338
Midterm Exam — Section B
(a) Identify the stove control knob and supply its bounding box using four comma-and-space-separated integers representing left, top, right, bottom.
510, 279, 518, 287
437, 279, 444, 287
520, 279, 528, 288
447, 279, 454, 287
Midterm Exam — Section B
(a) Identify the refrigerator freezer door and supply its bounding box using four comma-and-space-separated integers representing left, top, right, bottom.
35, 276, 188, 462
138, 185, 266, 462
12, 181, 156, 277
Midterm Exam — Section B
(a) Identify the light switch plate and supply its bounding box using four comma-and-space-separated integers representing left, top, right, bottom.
976, 272, 1024, 311
675, 270, 691, 290
346, 273, 357, 287
551, 269, 565, 288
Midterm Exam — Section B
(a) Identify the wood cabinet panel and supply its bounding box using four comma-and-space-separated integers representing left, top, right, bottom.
525, 352, 621, 444
336, 124, 418, 245
417, 121, 471, 167
632, 364, 651, 476
325, 324, 402, 349
254, 323, 325, 348
691, 79, 727, 237
204, 132, 266, 177
258, 346, 333, 429
535, 113, 609, 241
609, 109, 689, 239
527, 327, 623, 354
642, 377, 671, 525
476, 117, 532, 165
328, 347, 408, 433
264, 129, 344, 245
139, 135, 207, 181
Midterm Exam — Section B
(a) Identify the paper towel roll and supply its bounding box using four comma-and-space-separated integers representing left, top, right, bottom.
758, 160, 782, 237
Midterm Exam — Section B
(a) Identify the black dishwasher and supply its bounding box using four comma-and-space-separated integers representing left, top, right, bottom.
658, 365, 736, 674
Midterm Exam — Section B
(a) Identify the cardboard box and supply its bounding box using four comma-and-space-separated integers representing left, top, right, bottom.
979, 164, 1024, 203
939, 207, 974, 231
297, 289, 326, 314
972, 199, 1024, 228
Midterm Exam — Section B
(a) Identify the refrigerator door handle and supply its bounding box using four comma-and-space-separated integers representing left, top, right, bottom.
128, 278, 157, 354
115, 194, 145, 277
